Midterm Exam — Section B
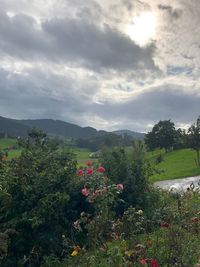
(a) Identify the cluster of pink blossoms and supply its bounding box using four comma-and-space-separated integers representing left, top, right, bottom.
76, 162, 106, 176
77, 162, 124, 202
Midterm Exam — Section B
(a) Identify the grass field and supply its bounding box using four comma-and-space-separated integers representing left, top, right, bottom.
1, 138, 200, 182
71, 147, 94, 165
0, 138, 17, 149
0, 138, 21, 159
149, 148, 200, 182
0, 138, 94, 163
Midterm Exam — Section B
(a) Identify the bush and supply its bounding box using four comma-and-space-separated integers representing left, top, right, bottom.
0, 130, 77, 266
100, 141, 152, 209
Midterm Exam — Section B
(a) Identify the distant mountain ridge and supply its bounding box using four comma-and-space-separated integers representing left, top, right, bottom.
0, 116, 144, 139
113, 129, 145, 139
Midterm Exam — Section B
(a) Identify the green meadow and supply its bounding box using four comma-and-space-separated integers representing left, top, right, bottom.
0, 138, 17, 149
148, 148, 200, 182
1, 138, 200, 181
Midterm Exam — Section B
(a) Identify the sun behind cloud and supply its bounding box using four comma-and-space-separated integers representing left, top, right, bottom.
126, 11, 157, 46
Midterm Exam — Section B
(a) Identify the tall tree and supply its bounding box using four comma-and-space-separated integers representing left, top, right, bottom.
188, 116, 200, 167
145, 120, 176, 152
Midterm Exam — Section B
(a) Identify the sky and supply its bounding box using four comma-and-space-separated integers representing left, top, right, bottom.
0, 0, 200, 132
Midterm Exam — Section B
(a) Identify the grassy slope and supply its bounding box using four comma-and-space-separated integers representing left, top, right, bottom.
149, 148, 200, 182
0, 138, 21, 159
0, 138, 17, 149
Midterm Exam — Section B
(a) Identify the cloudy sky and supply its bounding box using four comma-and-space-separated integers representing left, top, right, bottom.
0, 0, 200, 132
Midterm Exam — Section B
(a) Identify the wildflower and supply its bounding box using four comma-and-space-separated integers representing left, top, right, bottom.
71, 250, 78, 257
86, 161, 92, 166
77, 169, 84, 176
149, 259, 159, 267
81, 187, 89, 196
160, 222, 170, 228
116, 183, 124, 190
62, 234, 65, 239
140, 258, 147, 266
135, 244, 145, 254
97, 166, 106, 173
73, 220, 81, 231
99, 247, 106, 252
137, 209, 143, 215
191, 217, 199, 223
146, 238, 152, 246
86, 168, 93, 175
88, 197, 94, 203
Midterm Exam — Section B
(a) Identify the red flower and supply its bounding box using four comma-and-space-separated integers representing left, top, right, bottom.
140, 258, 147, 265
86, 161, 92, 166
150, 259, 159, 267
191, 217, 199, 223
77, 169, 84, 176
160, 222, 170, 228
97, 166, 106, 173
116, 183, 124, 190
81, 188, 89, 196
86, 168, 93, 175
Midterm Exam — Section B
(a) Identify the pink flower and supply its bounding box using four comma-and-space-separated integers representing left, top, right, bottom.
116, 184, 124, 190
86, 161, 92, 166
81, 187, 89, 196
140, 258, 147, 266
77, 169, 84, 176
97, 166, 106, 173
86, 168, 93, 175
150, 259, 159, 267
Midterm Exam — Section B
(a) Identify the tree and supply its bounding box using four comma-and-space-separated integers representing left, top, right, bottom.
188, 116, 200, 167
145, 120, 176, 152
174, 128, 188, 150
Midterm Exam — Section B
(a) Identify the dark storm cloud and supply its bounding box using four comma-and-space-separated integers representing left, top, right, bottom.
0, 68, 92, 123
0, 12, 156, 71
92, 85, 200, 127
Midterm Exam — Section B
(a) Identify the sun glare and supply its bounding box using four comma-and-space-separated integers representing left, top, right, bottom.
127, 12, 156, 46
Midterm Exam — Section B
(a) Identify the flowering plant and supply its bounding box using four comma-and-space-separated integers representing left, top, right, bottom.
75, 163, 124, 247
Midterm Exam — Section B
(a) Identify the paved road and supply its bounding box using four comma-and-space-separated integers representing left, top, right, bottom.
154, 176, 200, 191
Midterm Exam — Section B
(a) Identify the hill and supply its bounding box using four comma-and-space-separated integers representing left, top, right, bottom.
20, 119, 99, 139
113, 129, 145, 139
0, 116, 30, 137
0, 116, 144, 140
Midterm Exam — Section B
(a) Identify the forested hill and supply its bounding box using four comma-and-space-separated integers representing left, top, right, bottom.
113, 129, 145, 139
0, 116, 102, 139
0, 116, 30, 137
19, 119, 101, 139
0, 116, 144, 139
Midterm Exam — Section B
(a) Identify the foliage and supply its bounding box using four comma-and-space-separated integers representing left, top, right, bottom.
0, 130, 77, 266
76, 132, 132, 151
101, 141, 152, 208
145, 120, 177, 152
41, 187, 200, 267
0, 130, 200, 267
188, 115, 200, 166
